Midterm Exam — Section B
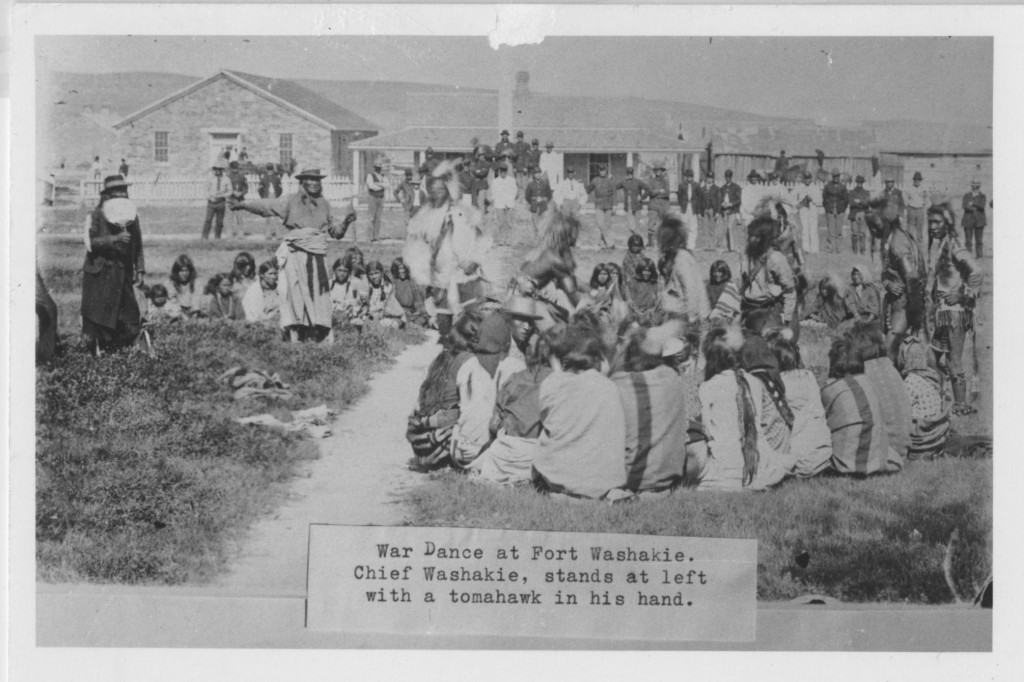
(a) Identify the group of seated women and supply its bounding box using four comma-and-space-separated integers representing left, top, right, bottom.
138, 247, 432, 335
408, 295, 950, 502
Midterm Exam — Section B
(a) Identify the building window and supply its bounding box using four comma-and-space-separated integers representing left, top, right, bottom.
279, 133, 293, 167
154, 131, 169, 163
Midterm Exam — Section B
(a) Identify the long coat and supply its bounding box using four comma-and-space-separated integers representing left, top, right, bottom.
81, 201, 145, 333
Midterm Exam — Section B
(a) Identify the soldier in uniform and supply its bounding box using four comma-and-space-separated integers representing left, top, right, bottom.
822, 169, 849, 254
524, 167, 553, 237
847, 175, 871, 255
586, 163, 618, 249
960, 179, 988, 259
718, 169, 742, 252
701, 171, 721, 244
494, 130, 515, 160
646, 163, 672, 248
618, 167, 649, 237
677, 168, 703, 251
512, 131, 531, 195
926, 203, 983, 415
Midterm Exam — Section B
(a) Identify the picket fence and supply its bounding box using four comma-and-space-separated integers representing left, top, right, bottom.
79, 174, 357, 206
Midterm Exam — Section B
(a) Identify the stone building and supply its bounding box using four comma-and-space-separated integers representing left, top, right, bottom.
113, 70, 377, 178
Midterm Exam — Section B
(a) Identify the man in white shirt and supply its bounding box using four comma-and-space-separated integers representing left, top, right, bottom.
553, 167, 588, 220
903, 171, 930, 243
490, 163, 518, 245
793, 171, 822, 254
538, 141, 561, 186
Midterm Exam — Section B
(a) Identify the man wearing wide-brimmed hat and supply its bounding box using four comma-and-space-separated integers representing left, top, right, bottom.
365, 157, 388, 242
231, 167, 357, 342
82, 175, 146, 355
201, 160, 232, 239
847, 175, 871, 255
822, 169, 849, 254
961, 178, 987, 259
647, 162, 672, 248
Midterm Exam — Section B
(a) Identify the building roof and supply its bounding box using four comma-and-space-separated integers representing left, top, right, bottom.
113, 70, 378, 132
349, 126, 702, 153
711, 126, 879, 158
872, 121, 992, 155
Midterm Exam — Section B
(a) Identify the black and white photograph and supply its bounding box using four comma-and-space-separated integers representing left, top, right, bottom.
7, 3, 1021, 680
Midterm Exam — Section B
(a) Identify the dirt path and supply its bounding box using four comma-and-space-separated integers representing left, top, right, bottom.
215, 333, 440, 597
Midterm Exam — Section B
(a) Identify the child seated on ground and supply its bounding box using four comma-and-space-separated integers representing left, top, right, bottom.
241, 259, 281, 324
820, 337, 903, 475
621, 234, 646, 285
765, 328, 832, 478
229, 251, 257, 298
531, 319, 629, 500
706, 260, 742, 323
388, 257, 430, 327
625, 258, 662, 327
204, 272, 244, 320
364, 261, 394, 324
330, 258, 367, 330
804, 274, 853, 330
895, 334, 951, 460
168, 254, 201, 318
844, 265, 881, 322
145, 283, 181, 322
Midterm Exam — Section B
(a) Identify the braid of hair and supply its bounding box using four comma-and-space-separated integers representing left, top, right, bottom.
736, 370, 761, 487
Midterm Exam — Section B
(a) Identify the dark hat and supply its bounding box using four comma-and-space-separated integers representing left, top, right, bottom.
884, 176, 894, 183
684, 168, 694, 177
295, 168, 327, 180
531, 138, 540, 145
500, 129, 509, 136
229, 160, 239, 169
425, 146, 434, 153
101, 175, 130, 193
545, 141, 554, 148
706, 170, 716, 178
802, 171, 812, 179
626, 167, 635, 175
780, 150, 786, 155
912, 171, 923, 181
855, 174, 865, 183
597, 163, 607, 171
531, 166, 543, 174
832, 168, 841, 177
404, 168, 413, 176
971, 178, 981, 186
498, 164, 508, 172
516, 131, 525, 138
566, 167, 575, 174
724, 169, 733, 177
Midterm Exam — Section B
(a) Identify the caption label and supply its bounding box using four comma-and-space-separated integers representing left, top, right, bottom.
306, 525, 756, 641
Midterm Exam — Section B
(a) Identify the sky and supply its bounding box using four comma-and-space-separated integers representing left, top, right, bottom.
37, 35, 992, 126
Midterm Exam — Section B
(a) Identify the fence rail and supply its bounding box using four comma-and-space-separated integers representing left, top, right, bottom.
79, 175, 357, 206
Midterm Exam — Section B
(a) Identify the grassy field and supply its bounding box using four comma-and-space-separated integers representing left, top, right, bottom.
35, 202, 992, 591
36, 238, 422, 583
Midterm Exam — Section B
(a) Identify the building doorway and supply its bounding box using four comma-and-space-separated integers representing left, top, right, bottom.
208, 132, 242, 168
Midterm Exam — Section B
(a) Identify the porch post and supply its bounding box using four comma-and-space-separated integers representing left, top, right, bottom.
351, 150, 361, 208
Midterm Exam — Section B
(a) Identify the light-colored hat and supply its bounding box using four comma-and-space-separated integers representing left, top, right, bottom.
212, 160, 227, 170
502, 295, 542, 321
295, 168, 327, 180
662, 337, 686, 358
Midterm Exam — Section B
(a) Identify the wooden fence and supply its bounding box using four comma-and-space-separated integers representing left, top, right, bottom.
80, 174, 357, 206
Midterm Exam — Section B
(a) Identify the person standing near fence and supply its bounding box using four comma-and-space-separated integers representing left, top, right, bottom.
960, 179, 987, 259
822, 169, 849, 254
646, 163, 672, 249
677, 168, 702, 251
490, 163, 518, 245
258, 163, 284, 241
618, 167, 648, 238
586, 164, 617, 249
365, 159, 387, 242
904, 172, 929, 245
701, 171, 721, 245
847, 175, 871, 255
794, 171, 822, 254
202, 161, 231, 239
227, 161, 248, 238
118, 158, 129, 178
718, 169, 742, 253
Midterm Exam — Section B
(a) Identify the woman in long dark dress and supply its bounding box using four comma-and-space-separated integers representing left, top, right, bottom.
81, 175, 145, 354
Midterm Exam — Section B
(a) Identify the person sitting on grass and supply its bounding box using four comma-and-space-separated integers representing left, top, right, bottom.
145, 283, 181, 322
804, 273, 853, 330
844, 264, 881, 322
363, 261, 394, 323
454, 312, 513, 470
707, 259, 742, 323
765, 328, 832, 478
611, 322, 690, 494
330, 258, 367, 331
819, 336, 903, 475
621, 234, 646, 287
531, 318, 629, 501
168, 254, 201, 318
848, 320, 912, 462
241, 259, 281, 324
229, 251, 257, 297
578, 263, 614, 311
894, 333, 951, 460
204, 272, 244, 320
605, 262, 627, 302
388, 257, 430, 327
690, 326, 791, 491
471, 331, 553, 485
623, 257, 662, 328
407, 311, 479, 470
